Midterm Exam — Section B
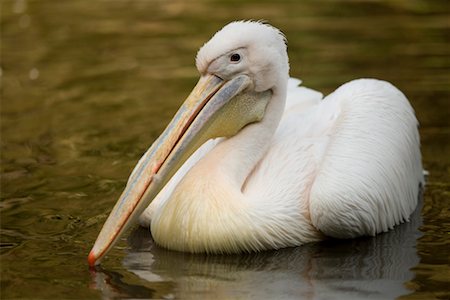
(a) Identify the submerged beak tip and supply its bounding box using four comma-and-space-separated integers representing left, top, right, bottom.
88, 250, 98, 267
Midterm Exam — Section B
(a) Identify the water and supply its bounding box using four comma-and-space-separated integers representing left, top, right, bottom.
1, 1, 449, 299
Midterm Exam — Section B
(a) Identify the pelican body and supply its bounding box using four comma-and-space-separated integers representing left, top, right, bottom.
88, 21, 423, 266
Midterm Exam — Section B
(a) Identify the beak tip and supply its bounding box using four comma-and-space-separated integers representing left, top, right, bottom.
88, 250, 98, 267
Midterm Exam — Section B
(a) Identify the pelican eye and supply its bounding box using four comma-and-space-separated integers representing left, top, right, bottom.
230, 53, 241, 62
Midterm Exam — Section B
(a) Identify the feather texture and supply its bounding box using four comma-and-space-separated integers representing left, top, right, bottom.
137, 21, 423, 254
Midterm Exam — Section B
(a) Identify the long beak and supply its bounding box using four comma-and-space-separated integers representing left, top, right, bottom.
88, 74, 255, 266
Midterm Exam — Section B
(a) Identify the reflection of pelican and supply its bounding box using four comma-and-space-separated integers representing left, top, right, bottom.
90, 200, 423, 299
88, 21, 423, 266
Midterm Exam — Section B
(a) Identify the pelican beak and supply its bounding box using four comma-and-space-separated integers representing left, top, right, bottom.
88, 73, 271, 266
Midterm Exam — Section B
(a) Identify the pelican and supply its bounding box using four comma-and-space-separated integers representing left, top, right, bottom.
88, 21, 423, 266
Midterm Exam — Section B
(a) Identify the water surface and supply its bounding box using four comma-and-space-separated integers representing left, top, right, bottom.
1, 1, 449, 299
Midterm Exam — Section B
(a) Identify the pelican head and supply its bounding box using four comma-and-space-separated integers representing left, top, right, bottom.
88, 21, 290, 266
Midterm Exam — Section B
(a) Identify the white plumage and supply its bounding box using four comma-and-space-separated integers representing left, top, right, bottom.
137, 21, 423, 254
89, 21, 423, 264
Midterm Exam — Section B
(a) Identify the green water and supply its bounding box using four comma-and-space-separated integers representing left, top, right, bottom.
1, 1, 449, 299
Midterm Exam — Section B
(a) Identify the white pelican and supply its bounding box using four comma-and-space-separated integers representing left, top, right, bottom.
88, 21, 423, 266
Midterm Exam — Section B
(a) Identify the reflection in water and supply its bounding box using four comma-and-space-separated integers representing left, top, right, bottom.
89, 266, 155, 299
91, 200, 422, 299
2, 0, 448, 298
